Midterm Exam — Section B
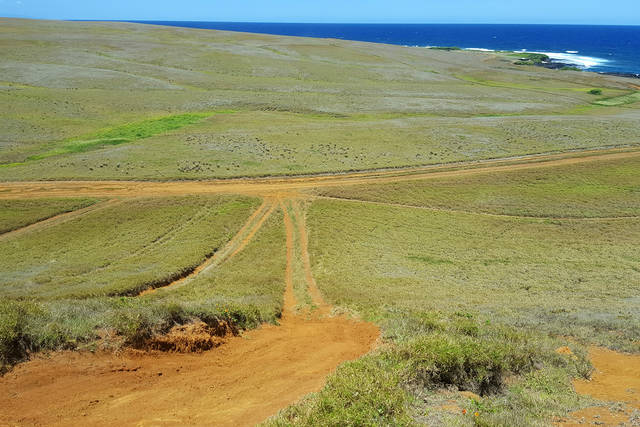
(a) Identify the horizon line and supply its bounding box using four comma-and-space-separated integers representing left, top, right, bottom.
3, 17, 640, 27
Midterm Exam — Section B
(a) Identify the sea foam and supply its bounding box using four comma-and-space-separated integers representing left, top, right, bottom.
535, 51, 609, 69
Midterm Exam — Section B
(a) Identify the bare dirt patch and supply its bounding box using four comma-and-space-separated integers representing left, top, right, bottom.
558, 347, 640, 426
0, 314, 379, 426
146, 320, 235, 353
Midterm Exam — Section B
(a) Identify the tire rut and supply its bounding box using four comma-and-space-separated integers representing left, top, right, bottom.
139, 199, 275, 295
315, 195, 640, 222
0, 198, 380, 427
0, 147, 638, 200
0, 199, 121, 242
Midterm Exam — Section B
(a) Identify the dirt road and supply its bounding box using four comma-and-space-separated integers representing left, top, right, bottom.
0, 147, 637, 200
0, 197, 379, 426
1, 147, 639, 425
0, 316, 378, 426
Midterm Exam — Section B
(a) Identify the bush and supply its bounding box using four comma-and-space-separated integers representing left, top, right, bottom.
429, 46, 462, 51
387, 313, 585, 396
588, 89, 602, 95
396, 333, 514, 395
0, 301, 40, 371
512, 53, 550, 65
268, 355, 411, 426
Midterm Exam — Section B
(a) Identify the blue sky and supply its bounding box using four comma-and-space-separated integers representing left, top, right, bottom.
1, 0, 639, 25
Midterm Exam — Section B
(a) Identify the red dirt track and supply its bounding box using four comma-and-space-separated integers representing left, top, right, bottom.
1, 147, 639, 425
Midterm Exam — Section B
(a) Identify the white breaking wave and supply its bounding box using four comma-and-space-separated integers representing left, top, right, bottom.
535, 51, 609, 69
420, 46, 610, 70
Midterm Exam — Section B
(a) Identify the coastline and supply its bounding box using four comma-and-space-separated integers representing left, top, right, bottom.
122, 21, 640, 77
443, 47, 640, 79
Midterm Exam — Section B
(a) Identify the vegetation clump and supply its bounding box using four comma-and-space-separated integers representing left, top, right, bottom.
593, 91, 640, 106
268, 311, 590, 425
512, 52, 550, 65
429, 46, 462, 51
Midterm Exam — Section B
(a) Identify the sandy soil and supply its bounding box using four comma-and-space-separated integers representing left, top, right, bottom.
558, 347, 640, 426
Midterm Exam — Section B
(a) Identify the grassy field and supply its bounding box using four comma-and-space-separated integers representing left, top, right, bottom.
1, 18, 639, 180
4, 110, 640, 181
266, 205, 637, 424
0, 195, 260, 299
0, 198, 99, 233
0, 196, 288, 371
305, 198, 639, 351
315, 153, 640, 218
1, 18, 639, 426
265, 154, 640, 425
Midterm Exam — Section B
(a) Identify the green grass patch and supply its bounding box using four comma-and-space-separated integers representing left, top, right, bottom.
27, 112, 218, 161
593, 91, 640, 106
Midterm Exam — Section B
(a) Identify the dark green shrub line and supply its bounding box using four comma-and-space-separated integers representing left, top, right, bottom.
511, 53, 550, 65
429, 46, 462, 51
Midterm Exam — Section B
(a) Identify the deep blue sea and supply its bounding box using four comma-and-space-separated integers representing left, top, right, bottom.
128, 22, 640, 76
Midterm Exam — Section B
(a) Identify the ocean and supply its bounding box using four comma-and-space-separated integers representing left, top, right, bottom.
127, 22, 640, 76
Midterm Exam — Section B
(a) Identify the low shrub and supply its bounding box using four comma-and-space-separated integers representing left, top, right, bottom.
268, 310, 591, 425
268, 355, 411, 426
429, 46, 462, 51
0, 301, 41, 372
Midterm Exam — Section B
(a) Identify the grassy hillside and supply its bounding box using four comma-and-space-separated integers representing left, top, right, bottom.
1, 18, 639, 426
306, 198, 639, 351
0, 198, 99, 233
1, 18, 639, 180
268, 158, 639, 425
316, 154, 640, 218
0, 195, 260, 298
0, 196, 287, 371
